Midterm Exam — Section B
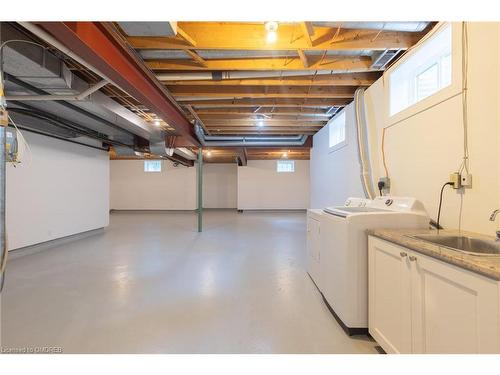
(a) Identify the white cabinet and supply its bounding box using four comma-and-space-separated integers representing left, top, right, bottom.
369, 236, 500, 354
306, 213, 321, 288
368, 237, 412, 353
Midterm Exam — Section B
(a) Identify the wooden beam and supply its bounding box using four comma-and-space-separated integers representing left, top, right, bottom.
170, 85, 356, 100
146, 55, 372, 71
127, 22, 423, 51
209, 131, 318, 135
197, 108, 331, 115
300, 22, 315, 47
176, 26, 197, 47
202, 120, 326, 126
160, 73, 379, 86
297, 49, 309, 68
206, 128, 323, 132
185, 49, 207, 67
200, 115, 329, 122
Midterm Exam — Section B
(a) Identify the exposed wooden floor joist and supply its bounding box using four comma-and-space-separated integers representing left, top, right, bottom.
127, 22, 424, 51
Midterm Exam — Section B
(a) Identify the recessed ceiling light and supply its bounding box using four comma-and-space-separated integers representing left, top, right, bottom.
257, 120, 264, 127
282, 152, 288, 159
206, 150, 212, 157
153, 119, 161, 126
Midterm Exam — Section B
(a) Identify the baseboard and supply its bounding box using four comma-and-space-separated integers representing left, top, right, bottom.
237, 209, 307, 213
7, 228, 105, 260
110, 209, 237, 213
110, 209, 197, 213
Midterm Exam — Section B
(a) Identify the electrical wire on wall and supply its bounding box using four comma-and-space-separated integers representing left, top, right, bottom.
354, 88, 377, 200
456, 22, 470, 231
458, 22, 470, 177
381, 127, 389, 178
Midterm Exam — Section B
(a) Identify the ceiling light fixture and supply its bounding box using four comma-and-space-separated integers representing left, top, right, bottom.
265, 21, 279, 44
206, 150, 212, 157
153, 119, 161, 126
257, 119, 265, 127
282, 152, 288, 159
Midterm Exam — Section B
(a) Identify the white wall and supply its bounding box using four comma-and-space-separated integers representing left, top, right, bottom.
310, 104, 365, 208
310, 22, 500, 235
237, 160, 310, 210
7, 131, 110, 250
110, 159, 197, 210
203, 163, 237, 208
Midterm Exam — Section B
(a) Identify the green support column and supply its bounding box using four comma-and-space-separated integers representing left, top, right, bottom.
197, 148, 203, 232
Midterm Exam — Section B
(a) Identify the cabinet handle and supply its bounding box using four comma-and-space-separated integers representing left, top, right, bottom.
409, 256, 417, 262
400, 252, 407, 257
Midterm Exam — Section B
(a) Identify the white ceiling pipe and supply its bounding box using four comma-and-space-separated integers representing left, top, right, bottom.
157, 69, 379, 81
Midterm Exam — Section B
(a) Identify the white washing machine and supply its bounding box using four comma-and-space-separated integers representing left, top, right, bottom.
319, 197, 429, 335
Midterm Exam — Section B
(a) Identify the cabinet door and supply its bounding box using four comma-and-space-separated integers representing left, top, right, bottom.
368, 237, 412, 353
411, 252, 500, 353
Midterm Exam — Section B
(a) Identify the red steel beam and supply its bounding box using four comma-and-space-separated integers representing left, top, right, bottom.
35, 22, 199, 146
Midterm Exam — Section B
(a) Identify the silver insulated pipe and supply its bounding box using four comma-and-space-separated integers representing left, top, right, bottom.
194, 124, 308, 147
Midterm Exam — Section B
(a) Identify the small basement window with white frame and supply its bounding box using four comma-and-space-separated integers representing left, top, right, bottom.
328, 110, 347, 152
389, 23, 452, 117
144, 160, 162, 172
277, 160, 295, 173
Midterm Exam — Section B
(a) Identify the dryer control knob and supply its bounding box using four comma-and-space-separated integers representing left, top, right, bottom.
385, 199, 393, 206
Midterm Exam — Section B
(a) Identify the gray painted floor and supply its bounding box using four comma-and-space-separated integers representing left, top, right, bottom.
1, 211, 377, 354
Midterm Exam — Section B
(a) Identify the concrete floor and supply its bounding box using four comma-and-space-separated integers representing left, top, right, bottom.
1, 211, 377, 354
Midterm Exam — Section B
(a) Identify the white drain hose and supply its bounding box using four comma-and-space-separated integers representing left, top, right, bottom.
354, 88, 376, 200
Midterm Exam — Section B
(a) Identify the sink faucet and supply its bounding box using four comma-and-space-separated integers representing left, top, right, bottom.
489, 209, 500, 240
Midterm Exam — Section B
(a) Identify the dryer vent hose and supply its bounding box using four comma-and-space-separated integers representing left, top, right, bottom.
354, 88, 376, 200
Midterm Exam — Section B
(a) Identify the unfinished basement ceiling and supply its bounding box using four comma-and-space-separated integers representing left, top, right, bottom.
116, 21, 433, 141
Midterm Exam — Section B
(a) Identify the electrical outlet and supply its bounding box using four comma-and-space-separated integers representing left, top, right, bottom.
449, 172, 462, 189
461, 173, 473, 188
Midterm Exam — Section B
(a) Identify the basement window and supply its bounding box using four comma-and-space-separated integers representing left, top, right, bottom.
389, 23, 452, 116
328, 110, 347, 152
144, 160, 162, 172
277, 160, 295, 173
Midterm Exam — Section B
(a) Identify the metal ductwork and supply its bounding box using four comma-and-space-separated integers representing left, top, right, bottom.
149, 133, 175, 157
312, 22, 429, 32
1, 23, 169, 153
194, 123, 308, 147
117, 22, 177, 37
370, 49, 402, 70
354, 88, 376, 200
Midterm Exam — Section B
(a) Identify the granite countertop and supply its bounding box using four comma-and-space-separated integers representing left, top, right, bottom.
368, 228, 500, 281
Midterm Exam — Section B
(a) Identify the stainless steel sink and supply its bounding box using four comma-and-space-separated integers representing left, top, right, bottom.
409, 234, 500, 256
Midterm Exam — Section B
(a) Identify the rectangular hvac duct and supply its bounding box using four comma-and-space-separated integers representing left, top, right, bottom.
117, 22, 177, 36
1, 23, 72, 89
